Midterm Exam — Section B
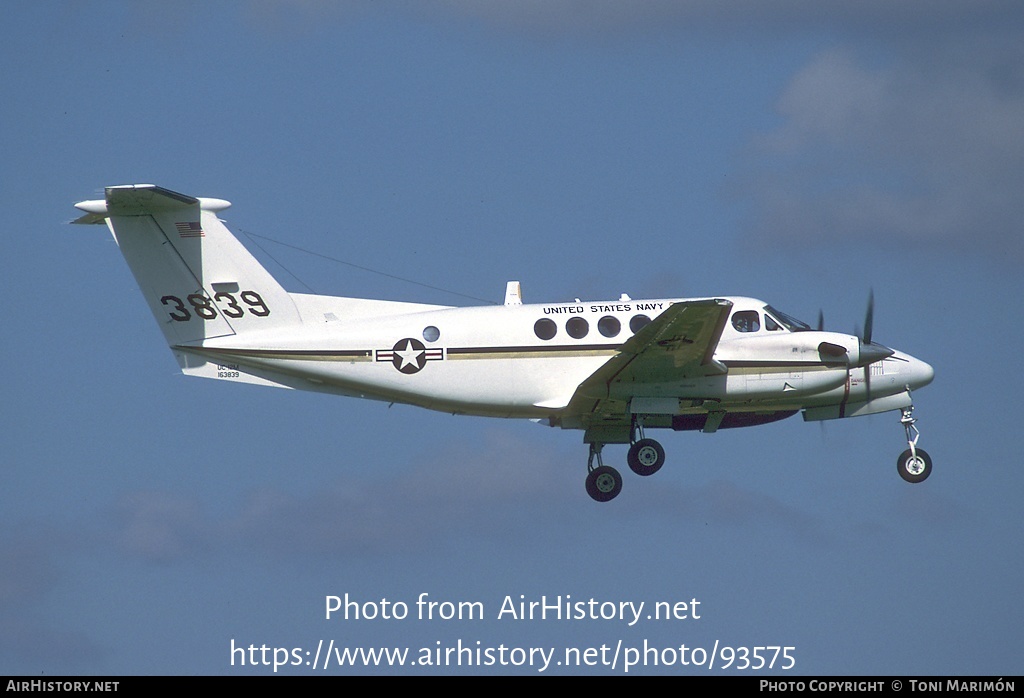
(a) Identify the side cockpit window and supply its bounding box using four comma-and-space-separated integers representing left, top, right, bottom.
763, 305, 811, 332
764, 313, 781, 331
731, 310, 760, 333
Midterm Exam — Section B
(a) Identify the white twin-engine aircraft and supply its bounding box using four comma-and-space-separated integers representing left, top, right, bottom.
74, 184, 935, 502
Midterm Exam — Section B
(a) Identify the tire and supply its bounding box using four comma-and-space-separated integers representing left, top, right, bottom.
897, 448, 932, 483
627, 438, 666, 476
586, 465, 623, 502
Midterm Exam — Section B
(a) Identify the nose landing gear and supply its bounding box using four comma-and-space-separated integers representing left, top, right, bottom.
897, 404, 932, 483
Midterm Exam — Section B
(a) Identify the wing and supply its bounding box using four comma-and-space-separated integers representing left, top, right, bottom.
562, 298, 732, 422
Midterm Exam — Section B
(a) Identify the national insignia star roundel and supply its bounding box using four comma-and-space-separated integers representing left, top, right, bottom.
374, 337, 443, 374
391, 338, 427, 374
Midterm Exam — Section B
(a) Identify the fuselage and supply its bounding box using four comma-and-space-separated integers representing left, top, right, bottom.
178, 293, 934, 425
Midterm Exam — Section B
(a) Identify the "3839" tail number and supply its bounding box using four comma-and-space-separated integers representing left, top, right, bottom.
160, 291, 270, 322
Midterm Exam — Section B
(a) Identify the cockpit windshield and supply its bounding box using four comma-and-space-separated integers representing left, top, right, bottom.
763, 305, 812, 332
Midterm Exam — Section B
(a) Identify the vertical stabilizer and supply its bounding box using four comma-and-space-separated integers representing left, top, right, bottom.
74, 184, 301, 347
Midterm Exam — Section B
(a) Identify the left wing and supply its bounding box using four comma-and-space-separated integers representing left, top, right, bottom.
563, 298, 732, 416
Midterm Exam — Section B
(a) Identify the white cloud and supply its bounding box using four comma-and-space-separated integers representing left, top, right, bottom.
739, 43, 1024, 255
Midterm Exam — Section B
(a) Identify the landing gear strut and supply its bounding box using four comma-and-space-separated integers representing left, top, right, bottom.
584, 418, 669, 501
627, 417, 666, 477
585, 443, 623, 502
896, 404, 931, 483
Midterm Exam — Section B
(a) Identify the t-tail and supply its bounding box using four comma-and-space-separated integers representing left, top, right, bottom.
74, 184, 302, 380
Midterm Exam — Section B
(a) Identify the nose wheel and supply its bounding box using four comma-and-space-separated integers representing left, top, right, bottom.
897, 404, 932, 483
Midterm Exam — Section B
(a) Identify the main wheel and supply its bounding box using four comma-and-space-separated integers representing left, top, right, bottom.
627, 438, 666, 476
897, 448, 932, 483
586, 465, 623, 502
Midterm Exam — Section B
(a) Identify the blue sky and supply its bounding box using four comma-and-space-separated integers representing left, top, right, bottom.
2, 1, 1022, 675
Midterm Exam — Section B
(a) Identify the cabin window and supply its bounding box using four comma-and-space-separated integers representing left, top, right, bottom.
566, 316, 589, 339
732, 310, 760, 333
534, 318, 557, 340
598, 315, 621, 338
629, 314, 651, 333
422, 326, 440, 342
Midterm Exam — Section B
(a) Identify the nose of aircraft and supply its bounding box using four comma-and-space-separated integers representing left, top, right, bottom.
902, 353, 935, 391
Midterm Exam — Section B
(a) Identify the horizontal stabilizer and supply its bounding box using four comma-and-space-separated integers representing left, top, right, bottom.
75, 185, 232, 220
72, 211, 107, 225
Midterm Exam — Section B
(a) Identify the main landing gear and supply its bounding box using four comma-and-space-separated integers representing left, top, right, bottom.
627, 418, 666, 477
896, 404, 932, 483
585, 418, 667, 502
585, 444, 622, 503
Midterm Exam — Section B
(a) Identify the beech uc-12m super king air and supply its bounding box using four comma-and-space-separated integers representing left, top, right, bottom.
74, 184, 935, 502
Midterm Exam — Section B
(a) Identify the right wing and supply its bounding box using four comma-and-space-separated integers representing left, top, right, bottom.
564, 298, 733, 416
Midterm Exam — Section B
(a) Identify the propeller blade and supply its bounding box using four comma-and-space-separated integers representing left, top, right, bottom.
857, 290, 888, 402
817, 309, 824, 332
863, 290, 874, 345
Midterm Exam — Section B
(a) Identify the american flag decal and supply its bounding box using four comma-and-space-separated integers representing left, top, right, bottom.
175, 221, 204, 238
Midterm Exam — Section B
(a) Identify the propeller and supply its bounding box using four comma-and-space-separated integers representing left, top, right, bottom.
816, 306, 829, 443
856, 291, 893, 367
854, 290, 894, 402
816, 292, 894, 403
863, 290, 874, 345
